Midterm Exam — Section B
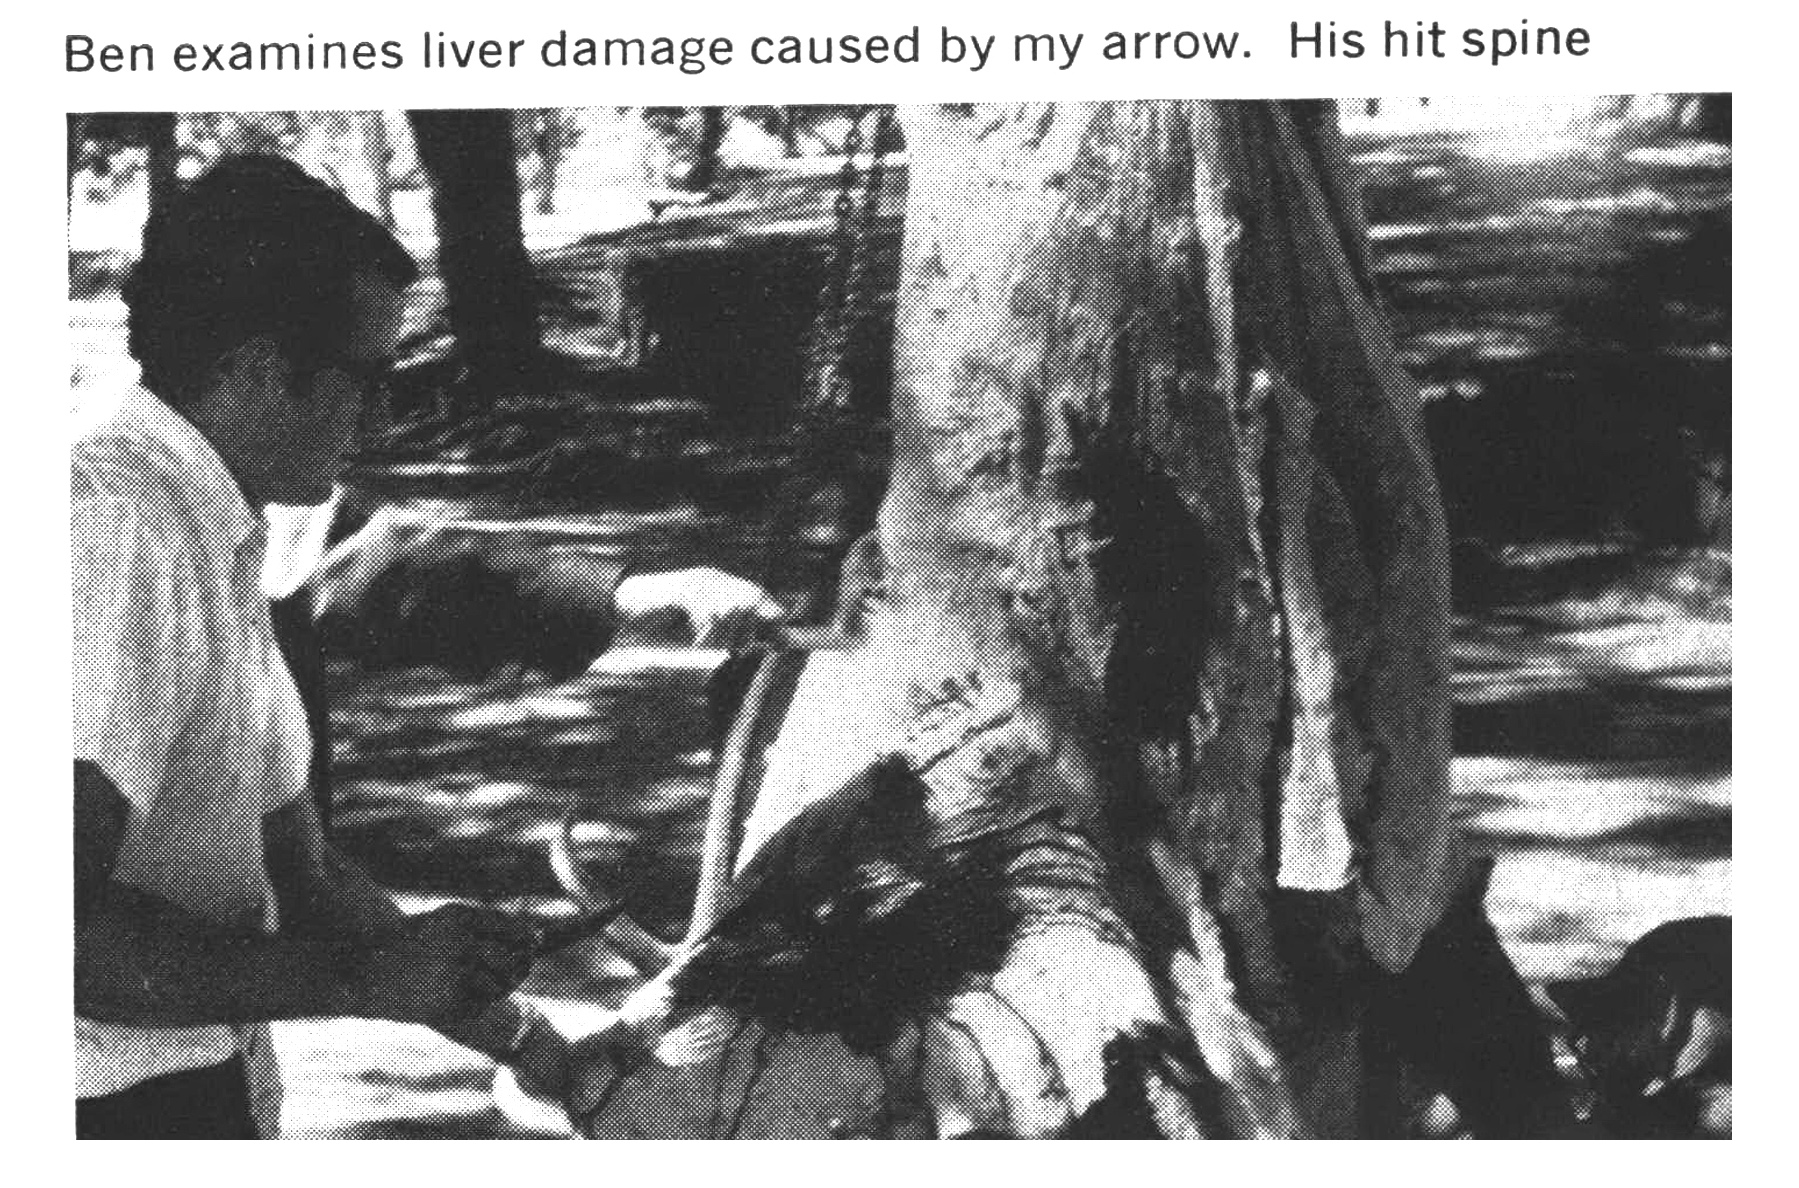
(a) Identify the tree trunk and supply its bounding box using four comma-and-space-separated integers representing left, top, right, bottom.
526, 110, 569, 216
67, 114, 87, 205
537, 158, 556, 215
687, 107, 727, 192
779, 107, 801, 159
141, 113, 180, 222
364, 112, 395, 230
406, 109, 540, 400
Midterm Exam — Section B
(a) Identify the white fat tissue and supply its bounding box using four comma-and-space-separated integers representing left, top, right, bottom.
736, 647, 903, 875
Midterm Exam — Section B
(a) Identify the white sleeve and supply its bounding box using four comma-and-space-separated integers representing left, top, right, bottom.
71, 489, 205, 815
261, 485, 343, 600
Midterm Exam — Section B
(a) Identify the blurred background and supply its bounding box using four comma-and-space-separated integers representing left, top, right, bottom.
68, 97, 1729, 1137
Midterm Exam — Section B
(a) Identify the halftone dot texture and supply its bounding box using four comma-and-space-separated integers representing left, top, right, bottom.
73, 389, 307, 1138
70, 99, 1726, 1137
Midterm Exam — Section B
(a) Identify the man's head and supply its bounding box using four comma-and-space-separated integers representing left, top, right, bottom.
124, 154, 418, 505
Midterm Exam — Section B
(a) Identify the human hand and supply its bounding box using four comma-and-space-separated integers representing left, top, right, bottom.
559, 968, 713, 1128
430, 996, 571, 1094
614, 567, 786, 648
310, 506, 449, 625
354, 904, 539, 1030
561, 1020, 636, 1126
484, 1005, 583, 1137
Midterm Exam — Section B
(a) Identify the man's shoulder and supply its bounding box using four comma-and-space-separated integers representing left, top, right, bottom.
73, 398, 219, 577
75, 389, 181, 484
73, 428, 185, 529
75, 386, 261, 563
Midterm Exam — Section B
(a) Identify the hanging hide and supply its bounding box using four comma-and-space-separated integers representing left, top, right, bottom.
543, 100, 1457, 1139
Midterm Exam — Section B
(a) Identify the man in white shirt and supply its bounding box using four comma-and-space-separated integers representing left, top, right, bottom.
73, 155, 538, 1137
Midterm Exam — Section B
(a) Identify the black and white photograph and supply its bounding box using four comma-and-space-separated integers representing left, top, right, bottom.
67, 96, 1730, 1139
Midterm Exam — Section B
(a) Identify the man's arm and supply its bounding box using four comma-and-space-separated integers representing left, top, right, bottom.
76, 761, 531, 1030
261, 796, 407, 942
309, 509, 787, 678
71, 480, 534, 1031
260, 788, 568, 1071
76, 760, 361, 1026
261, 795, 537, 1007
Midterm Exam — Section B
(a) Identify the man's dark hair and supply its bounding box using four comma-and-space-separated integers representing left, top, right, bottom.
124, 153, 419, 404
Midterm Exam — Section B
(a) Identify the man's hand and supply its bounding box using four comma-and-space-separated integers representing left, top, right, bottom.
614, 567, 785, 648
356, 904, 539, 1031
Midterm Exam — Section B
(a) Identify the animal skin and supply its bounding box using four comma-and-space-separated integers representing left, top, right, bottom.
307, 509, 629, 681
1546, 915, 1731, 1138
